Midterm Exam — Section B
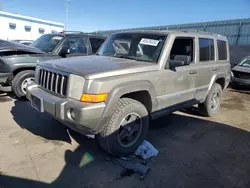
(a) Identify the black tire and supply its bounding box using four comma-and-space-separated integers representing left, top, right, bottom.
96, 98, 149, 156
11, 70, 35, 98
199, 83, 222, 117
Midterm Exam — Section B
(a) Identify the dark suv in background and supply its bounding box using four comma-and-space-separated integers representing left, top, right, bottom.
0, 31, 106, 98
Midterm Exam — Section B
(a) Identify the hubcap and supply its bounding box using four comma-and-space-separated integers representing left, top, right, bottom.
21, 77, 34, 94
210, 90, 220, 110
118, 113, 142, 147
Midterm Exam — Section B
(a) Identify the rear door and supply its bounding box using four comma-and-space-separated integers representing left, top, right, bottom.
194, 38, 216, 100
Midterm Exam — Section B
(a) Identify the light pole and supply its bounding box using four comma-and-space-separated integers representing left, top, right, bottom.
65, 0, 71, 31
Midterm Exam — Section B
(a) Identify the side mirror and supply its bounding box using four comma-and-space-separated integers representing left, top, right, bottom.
59, 45, 70, 56
168, 60, 185, 69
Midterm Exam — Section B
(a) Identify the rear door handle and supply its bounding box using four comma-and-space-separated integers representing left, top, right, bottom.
212, 67, 218, 71
189, 70, 198, 74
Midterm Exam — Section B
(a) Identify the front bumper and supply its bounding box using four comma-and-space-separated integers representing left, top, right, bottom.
231, 77, 250, 86
0, 72, 13, 83
26, 83, 106, 135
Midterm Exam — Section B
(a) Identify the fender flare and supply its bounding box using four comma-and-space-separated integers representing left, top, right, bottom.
11, 63, 37, 73
207, 73, 226, 94
95, 80, 158, 132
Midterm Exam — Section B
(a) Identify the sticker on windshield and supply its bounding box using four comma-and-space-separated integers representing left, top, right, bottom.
139, 38, 159, 46
52, 36, 62, 40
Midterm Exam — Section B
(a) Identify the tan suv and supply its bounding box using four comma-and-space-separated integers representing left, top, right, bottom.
26, 30, 231, 156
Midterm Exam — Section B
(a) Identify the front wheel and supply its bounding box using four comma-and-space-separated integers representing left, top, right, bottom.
199, 83, 222, 117
96, 98, 149, 156
11, 70, 35, 98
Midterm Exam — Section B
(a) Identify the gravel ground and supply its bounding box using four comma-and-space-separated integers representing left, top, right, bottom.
0, 88, 250, 188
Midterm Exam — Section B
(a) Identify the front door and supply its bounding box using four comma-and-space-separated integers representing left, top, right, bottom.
156, 37, 198, 110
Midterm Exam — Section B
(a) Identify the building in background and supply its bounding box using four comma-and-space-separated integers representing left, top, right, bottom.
0, 11, 64, 41
95, 18, 250, 46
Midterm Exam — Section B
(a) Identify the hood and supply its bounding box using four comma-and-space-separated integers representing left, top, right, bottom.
0, 39, 44, 54
40, 55, 158, 79
232, 65, 250, 73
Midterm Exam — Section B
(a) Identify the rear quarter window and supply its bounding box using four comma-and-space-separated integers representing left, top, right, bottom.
217, 40, 227, 60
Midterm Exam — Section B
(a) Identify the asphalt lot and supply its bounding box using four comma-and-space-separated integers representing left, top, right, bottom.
0, 88, 250, 188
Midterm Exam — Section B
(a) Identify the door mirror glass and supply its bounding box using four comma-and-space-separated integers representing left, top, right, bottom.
168, 55, 191, 69
169, 60, 185, 68
59, 45, 70, 56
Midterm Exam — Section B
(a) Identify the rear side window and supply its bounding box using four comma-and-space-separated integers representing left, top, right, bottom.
90, 38, 105, 53
199, 38, 215, 61
217, 40, 227, 60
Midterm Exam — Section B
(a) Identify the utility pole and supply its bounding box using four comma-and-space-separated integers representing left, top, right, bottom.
65, 0, 71, 31
0, 0, 3, 11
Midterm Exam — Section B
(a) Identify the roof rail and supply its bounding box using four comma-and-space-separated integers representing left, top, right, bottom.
179, 29, 223, 36
58, 31, 84, 34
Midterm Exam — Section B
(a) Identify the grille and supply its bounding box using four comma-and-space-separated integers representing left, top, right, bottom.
233, 71, 250, 80
38, 69, 68, 96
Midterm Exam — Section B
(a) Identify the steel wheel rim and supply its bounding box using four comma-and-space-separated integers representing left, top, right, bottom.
118, 112, 142, 147
210, 90, 220, 110
21, 77, 34, 94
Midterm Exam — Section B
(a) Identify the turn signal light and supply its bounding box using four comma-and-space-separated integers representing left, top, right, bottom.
80, 93, 108, 103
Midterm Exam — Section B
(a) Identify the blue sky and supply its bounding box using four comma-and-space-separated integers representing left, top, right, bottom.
2, 0, 250, 32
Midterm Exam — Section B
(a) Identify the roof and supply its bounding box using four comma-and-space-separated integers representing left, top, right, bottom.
0, 11, 64, 28
55, 31, 107, 38
111, 29, 227, 40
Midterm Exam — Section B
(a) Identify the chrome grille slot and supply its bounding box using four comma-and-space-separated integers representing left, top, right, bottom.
38, 69, 68, 97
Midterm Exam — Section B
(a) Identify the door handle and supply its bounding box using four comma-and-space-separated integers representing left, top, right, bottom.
212, 67, 218, 71
189, 70, 198, 74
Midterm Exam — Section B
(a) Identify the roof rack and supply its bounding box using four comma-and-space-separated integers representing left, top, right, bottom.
179, 29, 223, 37
58, 31, 84, 34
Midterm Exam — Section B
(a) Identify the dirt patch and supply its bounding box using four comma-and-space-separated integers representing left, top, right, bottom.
221, 95, 245, 110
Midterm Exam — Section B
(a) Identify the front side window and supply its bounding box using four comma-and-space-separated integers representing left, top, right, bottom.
31, 34, 62, 53
199, 38, 215, 61
62, 37, 88, 54
169, 37, 194, 64
97, 33, 166, 63
217, 40, 227, 60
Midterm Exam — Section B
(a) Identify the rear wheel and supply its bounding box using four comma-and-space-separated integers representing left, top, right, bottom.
96, 98, 149, 156
199, 83, 222, 117
11, 70, 35, 98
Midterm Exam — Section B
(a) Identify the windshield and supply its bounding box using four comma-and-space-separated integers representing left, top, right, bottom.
30, 34, 63, 53
97, 33, 166, 63
239, 59, 250, 67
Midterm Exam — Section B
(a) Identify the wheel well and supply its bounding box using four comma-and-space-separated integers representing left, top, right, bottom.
215, 77, 225, 89
121, 91, 152, 113
13, 67, 35, 76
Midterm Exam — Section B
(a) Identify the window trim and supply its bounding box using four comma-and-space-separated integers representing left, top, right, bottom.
198, 37, 216, 63
216, 39, 228, 61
